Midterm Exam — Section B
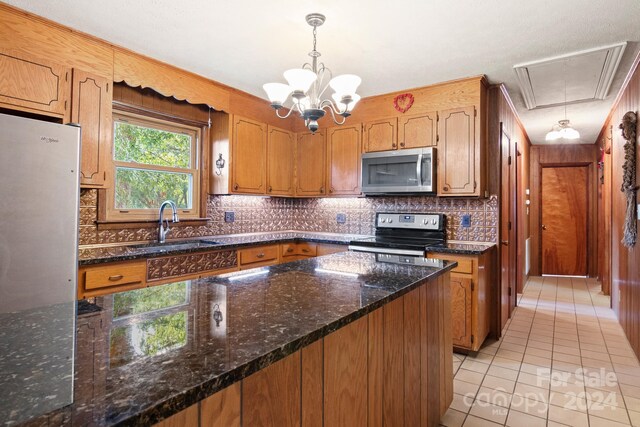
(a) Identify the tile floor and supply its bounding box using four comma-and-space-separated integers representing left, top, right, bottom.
441, 275, 640, 427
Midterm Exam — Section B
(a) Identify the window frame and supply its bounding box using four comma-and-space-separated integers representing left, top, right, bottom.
107, 111, 201, 221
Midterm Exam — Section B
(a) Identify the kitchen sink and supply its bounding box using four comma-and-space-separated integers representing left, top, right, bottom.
129, 240, 221, 254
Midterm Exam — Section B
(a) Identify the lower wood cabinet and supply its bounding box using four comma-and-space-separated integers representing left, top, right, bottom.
78, 260, 147, 298
428, 249, 495, 352
237, 244, 280, 270
153, 272, 452, 427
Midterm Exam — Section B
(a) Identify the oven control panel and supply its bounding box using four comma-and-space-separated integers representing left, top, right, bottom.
376, 213, 444, 230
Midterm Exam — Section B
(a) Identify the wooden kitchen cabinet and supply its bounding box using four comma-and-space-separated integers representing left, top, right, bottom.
281, 242, 317, 262
398, 111, 438, 149
295, 130, 326, 197
267, 125, 294, 196
0, 50, 70, 121
428, 249, 494, 352
78, 260, 147, 299
238, 244, 280, 269
71, 69, 112, 188
363, 117, 397, 152
437, 106, 477, 196
231, 115, 267, 194
326, 124, 362, 196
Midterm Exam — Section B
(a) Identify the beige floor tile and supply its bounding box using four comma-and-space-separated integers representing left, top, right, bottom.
549, 391, 588, 411
450, 392, 474, 413
527, 339, 553, 351
461, 359, 490, 375
509, 394, 549, 417
625, 396, 640, 412
548, 404, 589, 427
622, 383, 640, 400
486, 365, 519, 382
553, 352, 582, 364
613, 355, 640, 367
518, 371, 550, 389
554, 343, 582, 356
582, 357, 614, 370
525, 347, 553, 359
462, 414, 503, 427
482, 375, 516, 393
513, 382, 549, 402
519, 362, 551, 377
455, 378, 481, 398
491, 356, 522, 372
499, 341, 526, 353
441, 408, 467, 427
469, 400, 508, 424
456, 368, 486, 385
505, 409, 546, 427
495, 348, 524, 362
523, 354, 552, 368
467, 352, 495, 365
587, 402, 631, 424
475, 386, 513, 408
628, 410, 640, 426
580, 342, 610, 353
588, 414, 631, 427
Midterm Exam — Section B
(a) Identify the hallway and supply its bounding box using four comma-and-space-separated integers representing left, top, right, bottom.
442, 276, 640, 427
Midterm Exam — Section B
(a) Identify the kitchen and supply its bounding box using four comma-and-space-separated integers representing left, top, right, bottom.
0, 1, 639, 426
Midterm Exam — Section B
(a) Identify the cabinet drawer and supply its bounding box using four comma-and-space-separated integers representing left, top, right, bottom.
239, 245, 279, 265
281, 242, 317, 258
430, 255, 474, 274
84, 261, 146, 290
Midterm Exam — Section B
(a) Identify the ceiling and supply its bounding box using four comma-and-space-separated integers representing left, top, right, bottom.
5, 0, 640, 144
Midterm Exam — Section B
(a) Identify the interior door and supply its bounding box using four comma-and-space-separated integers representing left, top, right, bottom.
541, 166, 588, 276
499, 126, 512, 329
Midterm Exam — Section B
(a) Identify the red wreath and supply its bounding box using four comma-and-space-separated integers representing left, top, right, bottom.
393, 93, 414, 113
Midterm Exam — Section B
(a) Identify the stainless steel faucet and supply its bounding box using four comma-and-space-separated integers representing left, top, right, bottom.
158, 200, 179, 243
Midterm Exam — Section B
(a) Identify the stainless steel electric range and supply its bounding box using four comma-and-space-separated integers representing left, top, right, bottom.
349, 212, 447, 267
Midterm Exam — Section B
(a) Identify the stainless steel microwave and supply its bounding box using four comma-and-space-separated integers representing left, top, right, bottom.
361, 147, 435, 194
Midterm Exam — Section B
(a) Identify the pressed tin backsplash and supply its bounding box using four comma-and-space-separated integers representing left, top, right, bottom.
79, 190, 497, 246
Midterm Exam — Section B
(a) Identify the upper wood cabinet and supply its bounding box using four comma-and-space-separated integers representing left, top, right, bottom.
326, 125, 362, 196
71, 70, 112, 188
231, 116, 267, 194
398, 111, 438, 149
363, 117, 397, 152
295, 130, 326, 197
266, 125, 294, 196
0, 50, 70, 121
437, 106, 477, 196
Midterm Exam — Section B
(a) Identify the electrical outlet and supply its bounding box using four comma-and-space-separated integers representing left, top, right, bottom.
224, 211, 235, 223
336, 213, 347, 224
461, 214, 471, 228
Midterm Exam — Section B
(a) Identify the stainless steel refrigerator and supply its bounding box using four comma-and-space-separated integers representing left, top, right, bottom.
0, 112, 80, 424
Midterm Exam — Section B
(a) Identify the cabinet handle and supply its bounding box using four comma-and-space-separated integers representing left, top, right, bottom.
108, 275, 124, 281
287, 248, 293, 253
302, 248, 310, 253
320, 186, 324, 193
501, 240, 509, 246
233, 183, 239, 191
443, 186, 449, 192
268, 186, 272, 192
256, 253, 265, 258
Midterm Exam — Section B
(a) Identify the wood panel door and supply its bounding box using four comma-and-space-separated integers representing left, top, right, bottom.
296, 130, 326, 196
71, 70, 112, 188
541, 166, 588, 276
437, 106, 476, 196
398, 111, 438, 149
450, 275, 472, 348
231, 116, 267, 194
0, 50, 70, 120
326, 125, 362, 195
363, 117, 397, 152
266, 125, 294, 196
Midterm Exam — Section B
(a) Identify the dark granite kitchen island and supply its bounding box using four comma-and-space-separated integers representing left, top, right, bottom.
26, 251, 455, 427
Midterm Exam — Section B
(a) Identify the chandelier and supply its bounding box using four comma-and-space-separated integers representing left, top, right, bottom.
545, 59, 580, 141
263, 13, 361, 133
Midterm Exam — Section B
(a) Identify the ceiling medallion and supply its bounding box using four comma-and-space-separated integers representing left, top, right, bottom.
263, 13, 361, 133
393, 93, 414, 113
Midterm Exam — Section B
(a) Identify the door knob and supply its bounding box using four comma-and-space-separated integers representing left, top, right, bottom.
542, 224, 547, 230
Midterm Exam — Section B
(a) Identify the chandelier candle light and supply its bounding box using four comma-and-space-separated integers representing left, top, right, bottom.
263, 13, 361, 133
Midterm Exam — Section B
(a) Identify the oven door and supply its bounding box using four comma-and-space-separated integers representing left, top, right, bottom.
361, 147, 434, 194
348, 244, 426, 257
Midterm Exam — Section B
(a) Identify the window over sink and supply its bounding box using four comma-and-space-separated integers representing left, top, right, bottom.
107, 111, 201, 220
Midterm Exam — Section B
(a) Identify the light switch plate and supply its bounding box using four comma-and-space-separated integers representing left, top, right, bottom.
461, 214, 471, 228
336, 213, 347, 224
224, 211, 235, 223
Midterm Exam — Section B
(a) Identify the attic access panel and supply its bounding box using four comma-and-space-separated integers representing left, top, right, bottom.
514, 42, 626, 110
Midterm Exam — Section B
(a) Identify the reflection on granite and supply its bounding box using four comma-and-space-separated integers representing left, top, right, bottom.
426, 241, 497, 255
65, 252, 454, 425
78, 231, 368, 266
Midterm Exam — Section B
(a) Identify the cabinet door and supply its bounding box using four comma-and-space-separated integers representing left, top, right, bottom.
363, 118, 397, 152
450, 274, 473, 349
231, 116, 267, 194
438, 106, 476, 195
326, 125, 362, 195
71, 70, 112, 187
398, 111, 437, 149
266, 125, 294, 196
296, 130, 326, 196
0, 51, 70, 120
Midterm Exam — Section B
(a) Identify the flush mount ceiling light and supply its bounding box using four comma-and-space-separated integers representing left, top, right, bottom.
545, 59, 580, 142
263, 13, 361, 133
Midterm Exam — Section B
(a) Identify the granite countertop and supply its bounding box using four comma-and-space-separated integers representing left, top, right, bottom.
78, 231, 369, 266
64, 251, 455, 426
78, 231, 495, 266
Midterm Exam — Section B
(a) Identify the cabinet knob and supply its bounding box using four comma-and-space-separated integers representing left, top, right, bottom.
287, 248, 293, 252
392, 143, 397, 148
542, 224, 547, 230
400, 142, 405, 147
443, 186, 449, 192
233, 183, 239, 191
